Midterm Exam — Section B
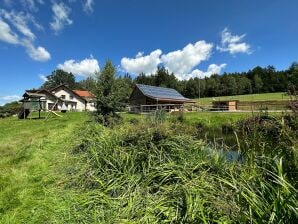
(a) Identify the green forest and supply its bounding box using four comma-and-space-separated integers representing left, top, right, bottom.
41, 62, 298, 100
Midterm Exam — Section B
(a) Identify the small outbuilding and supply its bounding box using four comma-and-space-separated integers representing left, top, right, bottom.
212, 100, 238, 111
129, 84, 195, 113
19, 92, 45, 119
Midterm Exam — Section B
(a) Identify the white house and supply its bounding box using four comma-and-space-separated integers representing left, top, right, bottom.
24, 84, 96, 112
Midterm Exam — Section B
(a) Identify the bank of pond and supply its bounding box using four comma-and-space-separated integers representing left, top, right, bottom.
67, 111, 297, 223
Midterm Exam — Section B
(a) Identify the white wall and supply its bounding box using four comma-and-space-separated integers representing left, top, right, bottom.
45, 98, 55, 110
53, 88, 86, 111
86, 101, 96, 111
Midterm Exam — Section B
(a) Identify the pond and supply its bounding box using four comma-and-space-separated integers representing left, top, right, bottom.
196, 127, 244, 162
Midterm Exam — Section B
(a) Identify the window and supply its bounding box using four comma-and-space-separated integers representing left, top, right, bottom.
61, 95, 66, 99
70, 95, 74, 100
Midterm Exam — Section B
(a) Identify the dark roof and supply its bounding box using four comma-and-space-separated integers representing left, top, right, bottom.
26, 89, 59, 100
22, 92, 45, 98
135, 84, 195, 102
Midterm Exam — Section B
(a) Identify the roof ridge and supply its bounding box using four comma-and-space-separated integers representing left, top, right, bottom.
136, 83, 177, 91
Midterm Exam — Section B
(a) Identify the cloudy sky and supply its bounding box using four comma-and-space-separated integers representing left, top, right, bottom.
0, 0, 298, 105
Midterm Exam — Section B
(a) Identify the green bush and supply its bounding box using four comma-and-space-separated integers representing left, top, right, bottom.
0, 101, 22, 118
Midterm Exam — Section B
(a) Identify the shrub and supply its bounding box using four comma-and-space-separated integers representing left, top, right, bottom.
236, 114, 297, 182
0, 101, 22, 118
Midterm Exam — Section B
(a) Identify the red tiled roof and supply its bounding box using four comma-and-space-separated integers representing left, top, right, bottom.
73, 90, 95, 98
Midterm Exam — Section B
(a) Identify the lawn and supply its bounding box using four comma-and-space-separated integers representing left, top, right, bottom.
197, 92, 290, 105
0, 112, 88, 223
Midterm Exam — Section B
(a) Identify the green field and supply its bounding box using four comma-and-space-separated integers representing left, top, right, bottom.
197, 92, 290, 105
0, 111, 297, 223
0, 112, 88, 223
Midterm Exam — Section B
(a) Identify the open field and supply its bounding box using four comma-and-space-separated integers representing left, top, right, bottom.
197, 92, 290, 105
0, 112, 88, 223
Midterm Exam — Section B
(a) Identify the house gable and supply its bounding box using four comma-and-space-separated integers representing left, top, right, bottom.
51, 85, 86, 103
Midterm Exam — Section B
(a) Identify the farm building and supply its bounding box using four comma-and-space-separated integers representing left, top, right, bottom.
212, 100, 238, 111
23, 84, 96, 112
129, 84, 195, 113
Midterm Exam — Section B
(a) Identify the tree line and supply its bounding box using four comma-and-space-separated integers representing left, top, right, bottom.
41, 62, 298, 100
135, 63, 298, 98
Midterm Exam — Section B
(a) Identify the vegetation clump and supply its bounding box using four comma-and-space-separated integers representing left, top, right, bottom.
71, 120, 298, 223
92, 61, 127, 126
0, 101, 22, 118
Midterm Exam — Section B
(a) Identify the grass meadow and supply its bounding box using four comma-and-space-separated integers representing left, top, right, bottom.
0, 111, 297, 223
0, 113, 89, 223
197, 92, 290, 105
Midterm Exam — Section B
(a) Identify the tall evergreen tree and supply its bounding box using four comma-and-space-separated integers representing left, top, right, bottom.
288, 62, 298, 88
94, 61, 122, 125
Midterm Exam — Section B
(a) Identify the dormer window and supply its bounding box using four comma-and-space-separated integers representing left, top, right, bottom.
61, 95, 66, 99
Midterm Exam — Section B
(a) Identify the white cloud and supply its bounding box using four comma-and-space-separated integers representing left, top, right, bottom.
2, 95, 21, 101
0, 10, 50, 62
217, 28, 251, 55
1, 95, 21, 101
0, 95, 21, 106
57, 57, 100, 77
136, 52, 144, 57
0, 19, 19, 44
161, 40, 213, 75
3, 0, 44, 11
39, 74, 48, 82
21, 0, 44, 11
0, 10, 36, 40
121, 49, 162, 75
50, 2, 73, 33
184, 63, 227, 80
24, 41, 51, 61
120, 40, 213, 78
83, 0, 94, 13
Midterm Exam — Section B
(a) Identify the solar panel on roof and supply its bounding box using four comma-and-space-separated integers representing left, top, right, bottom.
136, 84, 188, 100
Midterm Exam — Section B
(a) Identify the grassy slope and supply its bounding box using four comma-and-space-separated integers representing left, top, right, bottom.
0, 112, 87, 223
197, 92, 289, 105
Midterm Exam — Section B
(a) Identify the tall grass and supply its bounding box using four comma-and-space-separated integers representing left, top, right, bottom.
70, 120, 298, 223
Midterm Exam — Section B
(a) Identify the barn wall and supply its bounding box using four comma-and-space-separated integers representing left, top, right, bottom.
129, 88, 147, 105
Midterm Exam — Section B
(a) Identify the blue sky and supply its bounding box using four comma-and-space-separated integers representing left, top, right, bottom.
0, 0, 298, 105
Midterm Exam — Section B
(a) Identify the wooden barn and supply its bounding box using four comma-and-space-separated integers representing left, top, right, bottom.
212, 100, 238, 111
129, 84, 195, 113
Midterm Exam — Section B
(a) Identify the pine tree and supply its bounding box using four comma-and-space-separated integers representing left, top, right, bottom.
94, 61, 122, 125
